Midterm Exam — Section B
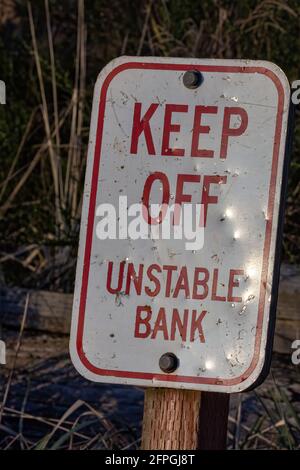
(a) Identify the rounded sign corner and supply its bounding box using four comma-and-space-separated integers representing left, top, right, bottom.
256, 60, 291, 94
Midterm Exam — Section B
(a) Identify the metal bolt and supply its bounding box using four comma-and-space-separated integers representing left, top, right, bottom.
183, 70, 203, 89
159, 352, 179, 373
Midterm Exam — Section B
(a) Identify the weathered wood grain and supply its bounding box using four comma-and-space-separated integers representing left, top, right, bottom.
141, 388, 201, 450
0, 287, 72, 334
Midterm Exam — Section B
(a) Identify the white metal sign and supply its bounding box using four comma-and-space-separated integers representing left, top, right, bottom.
70, 57, 290, 392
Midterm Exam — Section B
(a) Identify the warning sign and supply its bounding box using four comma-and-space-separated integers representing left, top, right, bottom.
70, 57, 291, 392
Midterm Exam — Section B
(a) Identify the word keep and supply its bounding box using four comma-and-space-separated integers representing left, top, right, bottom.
130, 102, 248, 159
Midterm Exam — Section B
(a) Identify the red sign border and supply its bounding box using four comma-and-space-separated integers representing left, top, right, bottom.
75, 61, 285, 387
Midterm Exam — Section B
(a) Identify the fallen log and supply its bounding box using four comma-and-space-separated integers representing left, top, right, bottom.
0, 287, 72, 334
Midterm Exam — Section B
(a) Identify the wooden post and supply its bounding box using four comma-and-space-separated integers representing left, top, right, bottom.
141, 388, 201, 450
198, 392, 230, 450
141, 389, 229, 450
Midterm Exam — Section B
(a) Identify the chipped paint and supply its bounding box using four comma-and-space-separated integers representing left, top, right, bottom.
69, 57, 291, 393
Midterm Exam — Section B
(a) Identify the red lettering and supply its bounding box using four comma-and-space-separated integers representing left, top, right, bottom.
163, 265, 177, 297
190, 310, 207, 342
142, 171, 170, 224
145, 264, 161, 297
220, 107, 248, 159
134, 306, 152, 338
211, 269, 226, 302
151, 307, 169, 340
125, 263, 144, 295
161, 104, 188, 156
173, 266, 190, 298
191, 106, 218, 158
193, 268, 209, 300
201, 175, 227, 226
130, 102, 159, 155
227, 269, 244, 302
106, 261, 125, 294
174, 174, 201, 225
170, 309, 189, 341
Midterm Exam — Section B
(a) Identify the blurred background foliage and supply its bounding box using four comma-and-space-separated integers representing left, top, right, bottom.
0, 0, 299, 291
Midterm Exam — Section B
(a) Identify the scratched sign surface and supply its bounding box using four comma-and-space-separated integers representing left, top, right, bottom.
70, 57, 290, 392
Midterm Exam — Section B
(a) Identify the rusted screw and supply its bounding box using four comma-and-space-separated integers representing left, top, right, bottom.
183, 70, 203, 89
159, 352, 179, 373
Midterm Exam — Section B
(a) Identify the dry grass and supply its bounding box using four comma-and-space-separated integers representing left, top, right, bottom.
0, 402, 140, 450
228, 386, 300, 450
0, 0, 300, 450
